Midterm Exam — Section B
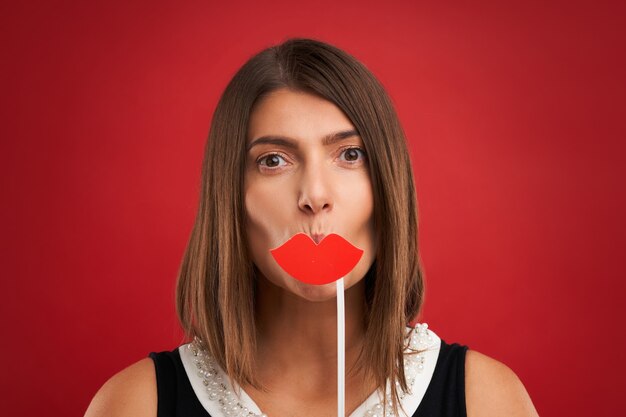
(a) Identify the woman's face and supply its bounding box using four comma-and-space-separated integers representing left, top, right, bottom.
244, 88, 376, 302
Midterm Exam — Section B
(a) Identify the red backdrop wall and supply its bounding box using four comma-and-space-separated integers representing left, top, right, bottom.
2, 1, 624, 416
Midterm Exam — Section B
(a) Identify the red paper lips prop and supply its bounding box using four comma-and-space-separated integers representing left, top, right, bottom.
270, 233, 364, 285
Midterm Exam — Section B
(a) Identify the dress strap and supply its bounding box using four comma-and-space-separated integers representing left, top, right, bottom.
413, 340, 468, 417
149, 350, 211, 417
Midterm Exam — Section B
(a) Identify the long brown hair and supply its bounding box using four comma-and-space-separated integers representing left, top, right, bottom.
176, 37, 424, 416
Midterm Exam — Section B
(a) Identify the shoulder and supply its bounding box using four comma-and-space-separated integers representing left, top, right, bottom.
464, 349, 539, 417
84, 358, 157, 417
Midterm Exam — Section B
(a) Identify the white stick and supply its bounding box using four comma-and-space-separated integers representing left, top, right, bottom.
337, 277, 345, 417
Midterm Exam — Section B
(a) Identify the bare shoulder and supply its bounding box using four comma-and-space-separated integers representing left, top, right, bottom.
465, 350, 539, 417
84, 357, 157, 417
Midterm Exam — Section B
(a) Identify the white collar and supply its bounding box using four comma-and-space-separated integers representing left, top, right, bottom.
179, 324, 441, 417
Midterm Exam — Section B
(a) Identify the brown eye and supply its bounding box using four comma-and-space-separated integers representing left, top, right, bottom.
265, 155, 280, 167
341, 147, 366, 163
346, 149, 358, 161
258, 154, 287, 169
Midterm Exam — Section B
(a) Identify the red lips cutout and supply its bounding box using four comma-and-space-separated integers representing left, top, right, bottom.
270, 233, 364, 285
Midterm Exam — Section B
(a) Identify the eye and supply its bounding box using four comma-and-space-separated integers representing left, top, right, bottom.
257, 153, 288, 169
339, 147, 367, 163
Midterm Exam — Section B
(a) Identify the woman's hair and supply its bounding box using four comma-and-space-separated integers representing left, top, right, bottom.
176, 37, 424, 416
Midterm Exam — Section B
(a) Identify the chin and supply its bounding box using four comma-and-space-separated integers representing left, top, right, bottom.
290, 280, 339, 302
256, 260, 372, 303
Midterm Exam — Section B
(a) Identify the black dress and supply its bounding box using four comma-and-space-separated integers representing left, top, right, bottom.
149, 339, 468, 417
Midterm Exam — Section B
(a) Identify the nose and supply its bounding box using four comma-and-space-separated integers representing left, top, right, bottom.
297, 163, 334, 215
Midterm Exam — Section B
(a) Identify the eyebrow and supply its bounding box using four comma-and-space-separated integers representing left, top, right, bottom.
246, 129, 360, 152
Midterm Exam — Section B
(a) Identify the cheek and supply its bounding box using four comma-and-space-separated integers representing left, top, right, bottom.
245, 187, 272, 237
352, 180, 376, 257
342, 176, 375, 230
244, 181, 291, 251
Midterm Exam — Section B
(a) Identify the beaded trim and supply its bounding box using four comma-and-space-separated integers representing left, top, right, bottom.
189, 323, 434, 417
364, 323, 433, 417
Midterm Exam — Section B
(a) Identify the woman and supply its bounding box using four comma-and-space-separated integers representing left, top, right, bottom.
85, 38, 538, 417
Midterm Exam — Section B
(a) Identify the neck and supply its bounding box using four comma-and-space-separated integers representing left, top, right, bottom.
254, 275, 368, 377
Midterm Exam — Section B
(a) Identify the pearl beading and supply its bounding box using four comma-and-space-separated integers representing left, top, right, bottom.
188, 323, 433, 417
363, 323, 433, 417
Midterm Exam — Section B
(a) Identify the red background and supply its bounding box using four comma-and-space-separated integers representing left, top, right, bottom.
2, 1, 624, 416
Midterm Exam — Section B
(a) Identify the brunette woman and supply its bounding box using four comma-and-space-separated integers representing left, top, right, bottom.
85, 38, 538, 417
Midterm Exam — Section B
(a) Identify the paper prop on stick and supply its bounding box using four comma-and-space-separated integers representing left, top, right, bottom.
270, 233, 363, 417
270, 233, 364, 285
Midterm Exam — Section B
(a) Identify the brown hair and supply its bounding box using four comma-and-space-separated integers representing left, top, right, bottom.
176, 37, 424, 416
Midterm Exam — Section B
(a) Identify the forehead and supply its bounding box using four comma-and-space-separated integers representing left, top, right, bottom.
247, 88, 356, 142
